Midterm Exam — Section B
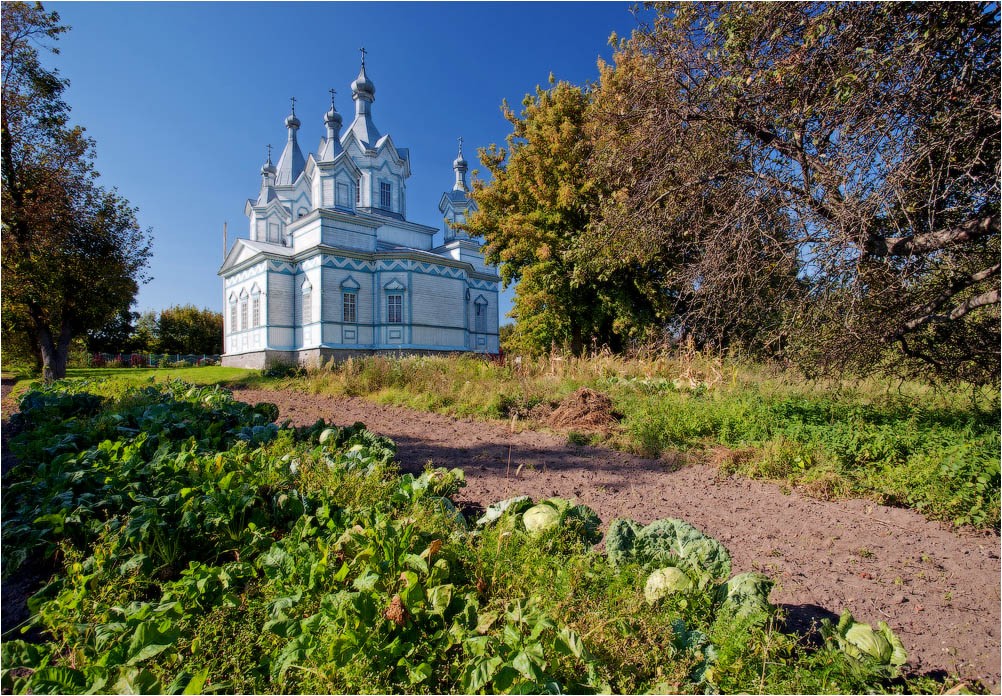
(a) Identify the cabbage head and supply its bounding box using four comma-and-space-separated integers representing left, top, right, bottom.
521, 498, 602, 544
715, 572, 774, 622
828, 611, 907, 677
644, 567, 694, 604
523, 503, 562, 534
319, 427, 338, 444
476, 496, 533, 527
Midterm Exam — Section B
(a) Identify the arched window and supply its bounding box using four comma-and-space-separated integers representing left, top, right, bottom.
228, 294, 238, 332
251, 285, 262, 328
239, 290, 249, 331
383, 279, 406, 324
301, 279, 313, 325
341, 276, 360, 324
474, 295, 488, 333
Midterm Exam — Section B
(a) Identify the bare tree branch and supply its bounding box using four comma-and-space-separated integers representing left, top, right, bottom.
869, 216, 1000, 257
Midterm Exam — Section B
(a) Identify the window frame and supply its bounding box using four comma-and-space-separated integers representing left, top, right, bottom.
380, 181, 391, 209
343, 291, 357, 324
251, 293, 261, 328
387, 294, 403, 324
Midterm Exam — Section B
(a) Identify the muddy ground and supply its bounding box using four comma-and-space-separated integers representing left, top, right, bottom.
234, 387, 1001, 690
2, 379, 998, 690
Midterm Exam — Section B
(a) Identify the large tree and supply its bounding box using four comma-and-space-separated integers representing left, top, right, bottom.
2, 2, 152, 380
584, 2, 1000, 382
465, 80, 660, 355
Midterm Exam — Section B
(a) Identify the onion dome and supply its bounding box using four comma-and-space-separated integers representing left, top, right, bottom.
352, 48, 375, 102
325, 88, 342, 129
453, 137, 469, 192
261, 144, 276, 176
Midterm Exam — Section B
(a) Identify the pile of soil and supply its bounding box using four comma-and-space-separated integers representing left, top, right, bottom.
540, 387, 621, 433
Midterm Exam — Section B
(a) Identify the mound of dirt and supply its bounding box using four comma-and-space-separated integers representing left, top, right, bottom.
541, 387, 621, 432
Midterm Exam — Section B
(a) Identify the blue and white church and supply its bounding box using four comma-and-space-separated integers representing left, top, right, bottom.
220, 55, 500, 368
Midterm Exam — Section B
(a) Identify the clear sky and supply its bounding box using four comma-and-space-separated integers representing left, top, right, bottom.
45, 1, 640, 322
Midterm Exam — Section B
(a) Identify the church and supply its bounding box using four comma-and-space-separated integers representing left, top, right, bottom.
219, 54, 500, 368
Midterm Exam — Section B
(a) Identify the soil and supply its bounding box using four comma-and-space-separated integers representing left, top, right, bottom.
1, 379, 998, 690
540, 387, 622, 433
234, 386, 1001, 691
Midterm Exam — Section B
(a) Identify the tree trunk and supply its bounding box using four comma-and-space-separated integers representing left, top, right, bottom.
570, 323, 585, 357
34, 318, 73, 382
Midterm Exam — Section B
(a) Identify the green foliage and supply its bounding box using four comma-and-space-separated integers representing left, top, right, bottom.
823, 611, 908, 679
466, 80, 657, 355
2, 2, 153, 381
153, 305, 223, 355
0, 378, 939, 693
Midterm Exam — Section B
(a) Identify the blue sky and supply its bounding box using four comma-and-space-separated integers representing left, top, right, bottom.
45, 1, 640, 322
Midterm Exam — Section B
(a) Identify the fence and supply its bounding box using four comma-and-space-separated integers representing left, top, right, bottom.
89, 353, 222, 368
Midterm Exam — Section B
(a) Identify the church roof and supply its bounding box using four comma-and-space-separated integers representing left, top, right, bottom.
275, 101, 306, 185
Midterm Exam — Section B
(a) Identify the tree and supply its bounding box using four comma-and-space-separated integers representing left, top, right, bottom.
85, 307, 139, 353
155, 305, 223, 355
464, 80, 661, 356
584, 2, 1000, 382
2, 2, 152, 380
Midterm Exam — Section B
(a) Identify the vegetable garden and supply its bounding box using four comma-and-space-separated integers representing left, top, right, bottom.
0, 380, 962, 693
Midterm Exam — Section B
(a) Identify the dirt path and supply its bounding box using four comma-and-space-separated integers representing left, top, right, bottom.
236, 387, 1001, 690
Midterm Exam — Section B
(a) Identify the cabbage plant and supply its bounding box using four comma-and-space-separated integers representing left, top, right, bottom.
715, 572, 774, 622
605, 517, 731, 586
825, 611, 908, 678
521, 498, 602, 544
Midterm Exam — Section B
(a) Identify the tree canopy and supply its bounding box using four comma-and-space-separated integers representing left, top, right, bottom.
474, 2, 999, 383
2, 2, 152, 380
465, 80, 661, 355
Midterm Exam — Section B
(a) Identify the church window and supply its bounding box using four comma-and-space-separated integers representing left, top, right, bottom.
302, 283, 313, 324
380, 182, 391, 209
387, 294, 402, 324
356, 177, 361, 204
229, 299, 237, 332
475, 303, 486, 333
252, 294, 261, 328
240, 295, 249, 331
343, 292, 357, 324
